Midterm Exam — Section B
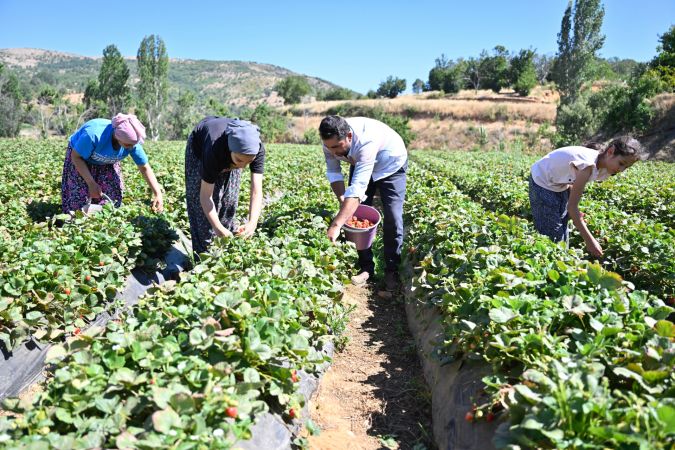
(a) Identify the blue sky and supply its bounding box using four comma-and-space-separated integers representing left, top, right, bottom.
0, 0, 672, 94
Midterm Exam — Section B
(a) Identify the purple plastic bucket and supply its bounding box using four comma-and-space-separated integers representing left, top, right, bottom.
343, 204, 381, 250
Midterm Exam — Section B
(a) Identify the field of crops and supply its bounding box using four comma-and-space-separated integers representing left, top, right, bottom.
0, 139, 673, 449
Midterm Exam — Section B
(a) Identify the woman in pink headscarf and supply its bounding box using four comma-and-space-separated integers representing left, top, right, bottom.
61, 113, 164, 214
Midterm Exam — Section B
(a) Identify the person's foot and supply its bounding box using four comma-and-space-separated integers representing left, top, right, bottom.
384, 271, 399, 291
351, 271, 372, 286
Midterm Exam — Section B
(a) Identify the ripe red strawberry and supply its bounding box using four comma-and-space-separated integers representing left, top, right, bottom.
289, 408, 297, 419
486, 412, 495, 422
226, 407, 237, 418
64, 288, 71, 295
85, 275, 91, 282
465, 411, 474, 422
73, 327, 81, 335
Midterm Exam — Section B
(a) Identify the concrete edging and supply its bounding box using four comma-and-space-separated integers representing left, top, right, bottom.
404, 290, 499, 450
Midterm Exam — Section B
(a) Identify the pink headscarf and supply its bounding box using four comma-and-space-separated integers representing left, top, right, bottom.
112, 113, 146, 145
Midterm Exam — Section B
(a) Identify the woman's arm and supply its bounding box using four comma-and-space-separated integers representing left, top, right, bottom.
237, 172, 263, 238
568, 167, 603, 257
137, 163, 164, 212
199, 180, 233, 238
70, 150, 102, 199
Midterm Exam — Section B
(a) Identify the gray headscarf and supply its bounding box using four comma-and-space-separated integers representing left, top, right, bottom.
226, 119, 261, 156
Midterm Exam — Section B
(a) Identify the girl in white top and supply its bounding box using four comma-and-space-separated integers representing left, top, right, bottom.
529, 137, 644, 257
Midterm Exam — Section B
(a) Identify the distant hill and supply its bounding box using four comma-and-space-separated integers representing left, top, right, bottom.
0, 48, 346, 107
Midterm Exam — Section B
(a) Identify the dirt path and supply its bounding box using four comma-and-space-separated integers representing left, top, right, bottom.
306, 284, 433, 450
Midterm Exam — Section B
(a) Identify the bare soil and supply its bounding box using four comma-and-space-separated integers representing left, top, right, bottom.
306, 284, 433, 450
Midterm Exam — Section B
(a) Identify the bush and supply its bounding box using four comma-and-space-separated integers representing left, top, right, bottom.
318, 87, 354, 101
274, 76, 311, 105
554, 95, 600, 146
302, 128, 321, 145
513, 65, 538, 96
244, 103, 289, 143
376, 76, 406, 99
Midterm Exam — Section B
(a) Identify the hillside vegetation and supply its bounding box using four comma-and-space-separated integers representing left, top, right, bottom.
0, 48, 339, 106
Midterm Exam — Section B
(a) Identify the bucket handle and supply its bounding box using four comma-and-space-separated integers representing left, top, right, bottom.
82, 193, 114, 211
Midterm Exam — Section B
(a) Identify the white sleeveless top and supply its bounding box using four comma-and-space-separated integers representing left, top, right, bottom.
531, 146, 609, 192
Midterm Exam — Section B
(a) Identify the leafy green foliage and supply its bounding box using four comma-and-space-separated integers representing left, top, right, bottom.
428, 55, 465, 94
0, 143, 357, 448
0, 63, 22, 137
136, 35, 169, 141
405, 158, 674, 448
509, 49, 538, 96
650, 25, 675, 91
376, 76, 406, 99
97, 45, 131, 116
168, 90, 200, 140
552, 0, 605, 106
317, 87, 354, 101
412, 79, 425, 94
274, 76, 311, 105
242, 103, 289, 143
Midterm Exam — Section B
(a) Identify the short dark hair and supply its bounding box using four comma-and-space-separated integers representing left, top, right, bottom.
607, 136, 645, 160
319, 115, 350, 140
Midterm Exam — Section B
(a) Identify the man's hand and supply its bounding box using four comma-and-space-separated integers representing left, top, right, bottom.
327, 223, 341, 243
236, 222, 257, 239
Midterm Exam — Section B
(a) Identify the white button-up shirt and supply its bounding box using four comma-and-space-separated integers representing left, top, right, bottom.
323, 117, 408, 201
531, 146, 609, 192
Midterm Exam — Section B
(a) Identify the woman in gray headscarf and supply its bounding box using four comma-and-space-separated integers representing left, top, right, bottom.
184, 117, 265, 254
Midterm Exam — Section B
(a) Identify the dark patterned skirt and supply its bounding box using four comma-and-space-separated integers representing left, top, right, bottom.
61, 146, 123, 214
528, 175, 570, 243
184, 135, 242, 254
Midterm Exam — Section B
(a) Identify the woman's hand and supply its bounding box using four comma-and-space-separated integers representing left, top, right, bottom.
215, 226, 234, 239
151, 193, 164, 213
586, 237, 604, 258
87, 181, 102, 199
236, 222, 257, 239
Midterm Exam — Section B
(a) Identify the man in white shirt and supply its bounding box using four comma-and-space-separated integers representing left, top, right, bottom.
319, 115, 408, 291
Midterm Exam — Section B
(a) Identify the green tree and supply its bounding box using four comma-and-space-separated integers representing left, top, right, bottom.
605, 57, 639, 80
551, 0, 605, 105
412, 78, 425, 94
319, 87, 354, 101
246, 103, 288, 143
510, 49, 538, 96
427, 55, 465, 94
206, 98, 233, 117
36, 85, 60, 138
482, 45, 510, 93
376, 76, 406, 98
533, 54, 555, 83
0, 63, 23, 137
650, 25, 675, 91
464, 54, 487, 92
82, 79, 106, 122
169, 90, 199, 140
275, 76, 311, 104
98, 44, 130, 116
137, 35, 169, 141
